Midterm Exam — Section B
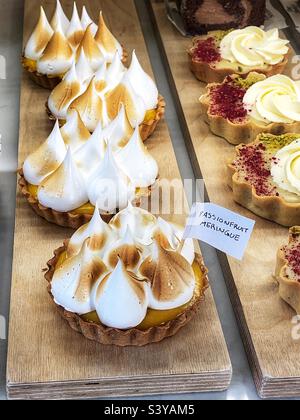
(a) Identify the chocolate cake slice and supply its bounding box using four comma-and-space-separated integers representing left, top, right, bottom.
179, 0, 266, 35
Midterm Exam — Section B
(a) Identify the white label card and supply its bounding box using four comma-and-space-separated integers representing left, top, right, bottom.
184, 203, 255, 260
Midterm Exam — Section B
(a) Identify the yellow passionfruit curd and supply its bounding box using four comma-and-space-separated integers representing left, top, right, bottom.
27, 183, 95, 215
61, 258, 206, 331
27, 183, 142, 215
143, 109, 157, 124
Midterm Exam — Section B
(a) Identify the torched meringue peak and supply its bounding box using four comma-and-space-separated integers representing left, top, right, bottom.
69, 77, 104, 132
106, 72, 147, 128
37, 20, 74, 76
104, 52, 126, 93
24, 6, 54, 61
94, 259, 148, 329
104, 225, 143, 271
74, 120, 107, 179
116, 126, 158, 188
75, 48, 94, 84
38, 148, 88, 212
110, 202, 157, 245
94, 62, 107, 94
60, 109, 90, 152
48, 62, 83, 120
95, 12, 123, 62
52, 239, 108, 315
76, 24, 105, 72
103, 105, 133, 151
127, 51, 159, 110
154, 217, 181, 250
67, 204, 116, 258
140, 241, 196, 311
87, 147, 135, 213
66, 2, 84, 49
51, 0, 70, 34
81, 6, 98, 37
23, 120, 66, 186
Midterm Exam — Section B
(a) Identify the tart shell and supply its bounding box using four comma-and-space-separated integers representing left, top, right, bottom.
19, 169, 153, 229
228, 136, 300, 227
188, 41, 290, 84
45, 243, 209, 347
200, 77, 300, 145
275, 227, 300, 314
45, 96, 166, 142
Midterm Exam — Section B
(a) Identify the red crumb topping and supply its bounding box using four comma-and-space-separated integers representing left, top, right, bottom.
285, 243, 300, 280
234, 143, 277, 197
209, 81, 248, 123
193, 37, 221, 64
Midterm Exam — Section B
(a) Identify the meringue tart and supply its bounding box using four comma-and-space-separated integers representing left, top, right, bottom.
46, 50, 166, 141
200, 73, 300, 145
19, 112, 158, 228
189, 27, 289, 84
228, 133, 300, 226
276, 227, 300, 315
22, 1, 126, 89
45, 204, 209, 347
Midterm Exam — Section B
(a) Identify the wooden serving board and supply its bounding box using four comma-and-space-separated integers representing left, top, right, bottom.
6, 0, 232, 400
150, 1, 300, 399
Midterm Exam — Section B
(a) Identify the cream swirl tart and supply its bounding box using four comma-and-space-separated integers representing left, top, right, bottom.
276, 227, 300, 315
188, 26, 290, 84
200, 73, 300, 145
228, 133, 300, 226
22, 1, 126, 89
46, 51, 166, 141
19, 109, 159, 228
45, 204, 209, 346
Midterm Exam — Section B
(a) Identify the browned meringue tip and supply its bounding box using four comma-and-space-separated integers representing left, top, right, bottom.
45, 95, 166, 141
45, 244, 209, 347
188, 41, 290, 84
21, 54, 63, 90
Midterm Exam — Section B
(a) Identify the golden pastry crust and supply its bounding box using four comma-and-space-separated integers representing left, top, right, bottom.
188, 35, 290, 84
200, 73, 300, 145
228, 134, 300, 227
45, 242, 209, 347
18, 169, 151, 229
276, 227, 300, 314
46, 95, 166, 142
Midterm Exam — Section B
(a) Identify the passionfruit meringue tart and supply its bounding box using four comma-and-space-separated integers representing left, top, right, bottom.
200, 73, 300, 145
47, 50, 165, 140
189, 27, 289, 84
19, 110, 159, 228
22, 1, 126, 89
228, 133, 300, 226
45, 204, 209, 346
276, 227, 300, 315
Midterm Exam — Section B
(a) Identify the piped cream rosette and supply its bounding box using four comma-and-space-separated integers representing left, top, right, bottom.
20, 108, 159, 228
22, 0, 124, 88
220, 27, 289, 68
47, 50, 165, 141
45, 203, 209, 346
